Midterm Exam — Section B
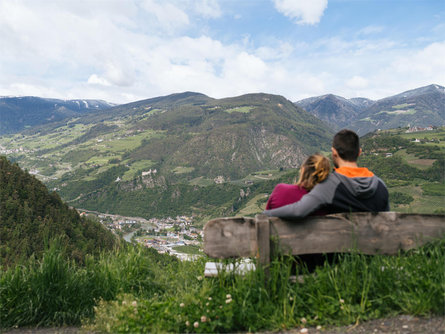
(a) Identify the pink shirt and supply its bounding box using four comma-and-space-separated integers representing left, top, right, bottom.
265, 183, 308, 210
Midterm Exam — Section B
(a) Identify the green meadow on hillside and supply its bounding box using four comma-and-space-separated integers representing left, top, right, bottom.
359, 127, 444, 214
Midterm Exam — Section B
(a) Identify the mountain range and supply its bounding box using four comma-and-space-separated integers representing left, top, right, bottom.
0, 96, 115, 135
2, 84, 443, 137
0, 92, 332, 220
295, 84, 445, 134
0, 84, 443, 221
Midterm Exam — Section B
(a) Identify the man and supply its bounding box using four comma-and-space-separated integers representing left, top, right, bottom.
263, 129, 390, 218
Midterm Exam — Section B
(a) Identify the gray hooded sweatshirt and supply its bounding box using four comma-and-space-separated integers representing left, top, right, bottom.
263, 167, 390, 218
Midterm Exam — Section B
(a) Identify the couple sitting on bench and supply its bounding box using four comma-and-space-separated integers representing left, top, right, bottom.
264, 129, 390, 219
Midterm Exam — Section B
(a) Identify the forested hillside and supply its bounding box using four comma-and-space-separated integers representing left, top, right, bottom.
0, 156, 117, 266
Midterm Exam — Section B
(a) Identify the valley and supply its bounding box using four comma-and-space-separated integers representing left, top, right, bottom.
1, 87, 444, 333
0, 92, 332, 223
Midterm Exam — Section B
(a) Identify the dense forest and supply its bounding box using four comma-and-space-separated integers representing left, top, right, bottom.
0, 156, 118, 266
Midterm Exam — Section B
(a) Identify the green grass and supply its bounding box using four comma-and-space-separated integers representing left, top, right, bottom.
1, 123, 93, 151
2, 237, 444, 332
0, 126, 165, 187
236, 193, 269, 216
172, 245, 201, 255
224, 106, 254, 113
122, 160, 155, 181
387, 183, 444, 213
189, 176, 215, 187
378, 109, 417, 115
421, 183, 445, 196
392, 103, 415, 109
394, 149, 436, 170
173, 166, 195, 174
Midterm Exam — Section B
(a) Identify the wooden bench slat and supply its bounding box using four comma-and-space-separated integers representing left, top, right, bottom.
203, 212, 445, 260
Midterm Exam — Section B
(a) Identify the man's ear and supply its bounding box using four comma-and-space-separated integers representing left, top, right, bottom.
331, 147, 338, 157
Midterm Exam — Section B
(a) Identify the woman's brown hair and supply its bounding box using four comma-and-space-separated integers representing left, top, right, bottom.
296, 154, 330, 191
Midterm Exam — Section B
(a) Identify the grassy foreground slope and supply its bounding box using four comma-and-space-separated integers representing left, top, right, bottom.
1, 237, 443, 331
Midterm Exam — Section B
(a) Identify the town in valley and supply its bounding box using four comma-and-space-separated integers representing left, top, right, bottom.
78, 210, 203, 260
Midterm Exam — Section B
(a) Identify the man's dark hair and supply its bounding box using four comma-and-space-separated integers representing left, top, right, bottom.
332, 129, 360, 162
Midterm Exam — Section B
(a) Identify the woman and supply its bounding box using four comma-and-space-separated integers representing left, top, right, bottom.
266, 154, 330, 210
266, 153, 331, 272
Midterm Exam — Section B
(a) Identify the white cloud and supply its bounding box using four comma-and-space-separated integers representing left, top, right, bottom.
0, 0, 443, 104
272, 0, 328, 25
346, 76, 369, 89
391, 42, 445, 78
193, 0, 222, 18
255, 42, 294, 60
140, 0, 190, 33
87, 75, 111, 87
357, 25, 384, 36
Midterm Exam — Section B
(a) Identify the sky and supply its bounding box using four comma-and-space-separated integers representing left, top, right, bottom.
0, 0, 444, 104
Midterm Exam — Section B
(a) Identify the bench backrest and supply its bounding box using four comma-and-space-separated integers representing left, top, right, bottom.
203, 212, 445, 265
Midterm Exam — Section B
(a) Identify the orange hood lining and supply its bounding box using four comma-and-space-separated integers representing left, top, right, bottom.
335, 166, 374, 178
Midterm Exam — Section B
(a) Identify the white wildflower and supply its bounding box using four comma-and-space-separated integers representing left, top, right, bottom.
226, 298, 232, 304
185, 321, 190, 326
132, 301, 137, 307
226, 294, 231, 299
301, 317, 307, 324
180, 303, 185, 308
194, 321, 199, 328
201, 315, 207, 323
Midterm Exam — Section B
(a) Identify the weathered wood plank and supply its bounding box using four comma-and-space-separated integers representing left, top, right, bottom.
203, 212, 445, 259
271, 212, 445, 255
203, 216, 256, 258
256, 214, 270, 267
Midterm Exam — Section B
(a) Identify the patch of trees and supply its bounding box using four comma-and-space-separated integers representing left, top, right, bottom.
361, 134, 412, 153
0, 156, 117, 267
389, 192, 414, 205
406, 144, 444, 159
57, 164, 129, 200
359, 155, 443, 184
421, 183, 445, 196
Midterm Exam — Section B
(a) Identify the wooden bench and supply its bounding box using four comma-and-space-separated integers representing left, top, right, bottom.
203, 212, 445, 276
